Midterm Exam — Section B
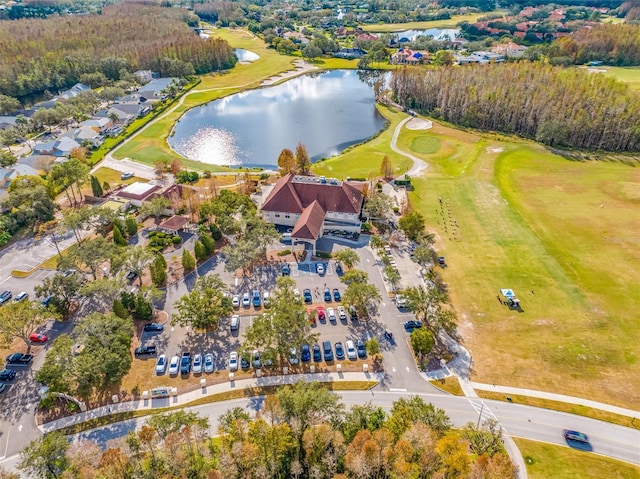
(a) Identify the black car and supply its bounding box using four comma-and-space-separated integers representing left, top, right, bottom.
301, 344, 311, 362
126, 271, 138, 281
0, 290, 12, 305
303, 289, 313, 304
312, 344, 322, 362
323, 341, 333, 362
404, 320, 423, 332
333, 289, 341, 301
357, 340, 367, 359
324, 288, 332, 302
334, 342, 345, 360
282, 265, 290, 276
134, 345, 157, 357
180, 352, 191, 374
0, 369, 17, 381
41, 295, 54, 307
240, 354, 250, 370
335, 262, 343, 276
0, 383, 6, 394
143, 323, 164, 332
349, 306, 358, 321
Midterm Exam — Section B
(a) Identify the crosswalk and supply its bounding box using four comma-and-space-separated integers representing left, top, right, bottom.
467, 398, 507, 432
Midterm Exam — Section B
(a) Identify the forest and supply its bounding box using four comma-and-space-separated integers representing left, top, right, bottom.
0, 3, 236, 99
552, 23, 640, 65
16, 382, 518, 479
390, 63, 640, 152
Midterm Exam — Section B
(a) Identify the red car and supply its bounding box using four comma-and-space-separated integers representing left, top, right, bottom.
29, 333, 48, 343
316, 306, 326, 321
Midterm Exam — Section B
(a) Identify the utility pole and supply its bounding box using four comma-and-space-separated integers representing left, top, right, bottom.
476, 403, 484, 430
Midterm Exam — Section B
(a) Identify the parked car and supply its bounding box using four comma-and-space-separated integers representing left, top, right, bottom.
121, 172, 134, 180
337, 306, 347, 321
41, 295, 54, 307
327, 307, 336, 322
0, 369, 16, 381
232, 295, 240, 308
303, 289, 313, 303
263, 292, 271, 308
204, 353, 214, 373
335, 262, 343, 276
240, 353, 250, 370
0, 383, 6, 394
252, 350, 261, 369
333, 289, 341, 301
294, 289, 301, 302
349, 306, 358, 321
230, 315, 240, 331
404, 320, 423, 332
316, 306, 326, 321
6, 353, 33, 364
438, 256, 446, 267
180, 352, 191, 374
334, 342, 345, 360
323, 340, 333, 362
282, 264, 291, 276
324, 288, 332, 302
192, 354, 203, 373
252, 290, 261, 308
169, 356, 179, 375
345, 340, 357, 360
29, 333, 48, 343
242, 292, 250, 307
0, 290, 12, 305
357, 340, 367, 359
229, 351, 238, 372
316, 263, 325, 275
143, 323, 164, 332
155, 354, 167, 374
125, 271, 138, 282
135, 345, 157, 357
13, 292, 28, 302
301, 344, 311, 362
289, 348, 299, 365
313, 344, 322, 362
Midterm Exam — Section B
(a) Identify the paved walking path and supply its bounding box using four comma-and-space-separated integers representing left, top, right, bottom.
390, 116, 429, 177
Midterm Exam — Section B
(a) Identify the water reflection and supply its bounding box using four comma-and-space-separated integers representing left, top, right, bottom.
395, 28, 460, 41
235, 49, 260, 62
168, 70, 387, 168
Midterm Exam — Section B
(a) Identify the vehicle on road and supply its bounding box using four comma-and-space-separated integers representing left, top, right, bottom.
313, 344, 322, 362
327, 307, 336, 322
357, 340, 367, 359
289, 348, 299, 365
323, 341, 333, 362
121, 172, 134, 180
384, 329, 394, 340
155, 354, 167, 374
6, 353, 32, 364
180, 352, 191, 374
135, 345, 157, 357
229, 351, 238, 372
143, 323, 164, 332
169, 356, 179, 375
337, 306, 347, 321
29, 333, 48, 343
301, 344, 311, 362
232, 295, 240, 308
230, 315, 240, 331
334, 342, 345, 360
13, 292, 28, 302
564, 430, 589, 444
316, 306, 326, 321
324, 288, 332, 302
345, 340, 357, 360
0, 369, 17, 381
316, 263, 325, 275
193, 354, 203, 373
252, 350, 261, 369
403, 321, 423, 332
252, 290, 261, 308
303, 289, 313, 303
333, 289, 341, 301
204, 353, 214, 373
242, 292, 250, 307
0, 290, 12, 305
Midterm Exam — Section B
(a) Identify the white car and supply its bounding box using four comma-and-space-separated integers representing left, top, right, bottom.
327, 307, 336, 322
345, 340, 357, 360
232, 295, 240, 308
168, 355, 179, 375
337, 306, 347, 321
229, 351, 238, 372
14, 292, 29, 302
294, 289, 301, 302
230, 315, 240, 331
155, 354, 167, 374
316, 263, 325, 275
192, 354, 203, 374
242, 292, 251, 307
289, 348, 299, 365
204, 353, 214, 373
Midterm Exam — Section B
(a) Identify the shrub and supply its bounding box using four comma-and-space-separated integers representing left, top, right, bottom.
125, 216, 138, 236
113, 224, 127, 246
172, 236, 182, 244
134, 295, 153, 321
278, 249, 291, 256
203, 170, 211, 178
200, 234, 215, 255
210, 223, 222, 241
176, 170, 200, 184
182, 248, 196, 272
113, 299, 129, 319
150, 254, 167, 287
194, 240, 207, 261
361, 222, 372, 233
147, 230, 158, 238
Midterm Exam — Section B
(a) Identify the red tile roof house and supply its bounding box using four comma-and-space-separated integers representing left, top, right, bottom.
260, 174, 365, 254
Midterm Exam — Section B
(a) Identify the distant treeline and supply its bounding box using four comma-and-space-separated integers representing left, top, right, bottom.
0, 3, 236, 99
391, 63, 640, 152
553, 23, 640, 65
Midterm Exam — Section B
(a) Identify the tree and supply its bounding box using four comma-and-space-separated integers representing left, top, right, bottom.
200, 233, 216, 255
433, 50, 454, 66
34, 272, 83, 318
194, 240, 207, 261
222, 215, 279, 276
0, 300, 56, 353
149, 253, 167, 287
18, 431, 69, 479
342, 403, 387, 443
365, 192, 393, 221
380, 155, 394, 180
386, 396, 451, 440
302, 43, 322, 61
0, 94, 20, 115
181, 248, 196, 273
60, 236, 117, 280
462, 418, 505, 457
398, 211, 426, 242
139, 195, 171, 223
90, 175, 104, 197
120, 245, 154, 286
0, 216, 13, 247
295, 142, 311, 175
172, 275, 232, 330
0, 150, 16, 168
340, 270, 381, 320
2, 179, 55, 232
384, 265, 401, 292
277, 148, 296, 175
47, 159, 89, 208
333, 249, 360, 270
125, 215, 138, 236
112, 223, 127, 246
365, 337, 380, 356
35, 335, 76, 394
404, 285, 457, 341
410, 328, 435, 356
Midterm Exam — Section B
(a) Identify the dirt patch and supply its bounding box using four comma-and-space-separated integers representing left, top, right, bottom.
486, 147, 504, 153
406, 118, 433, 130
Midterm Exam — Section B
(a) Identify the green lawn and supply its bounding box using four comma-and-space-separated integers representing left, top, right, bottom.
598, 66, 640, 90
514, 438, 640, 479
360, 12, 505, 31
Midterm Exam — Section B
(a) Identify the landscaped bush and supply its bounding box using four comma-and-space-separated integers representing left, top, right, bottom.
172, 236, 182, 244
209, 223, 222, 241
278, 249, 291, 256
361, 222, 372, 233
176, 170, 200, 184
147, 231, 180, 251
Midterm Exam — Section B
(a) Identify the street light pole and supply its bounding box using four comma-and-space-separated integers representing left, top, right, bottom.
476, 403, 484, 429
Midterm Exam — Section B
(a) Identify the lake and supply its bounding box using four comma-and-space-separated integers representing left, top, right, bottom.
235, 49, 259, 62
168, 70, 387, 168
395, 28, 460, 42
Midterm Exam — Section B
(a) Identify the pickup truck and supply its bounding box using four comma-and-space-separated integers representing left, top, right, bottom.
180, 352, 191, 374
134, 345, 157, 357
6, 353, 33, 364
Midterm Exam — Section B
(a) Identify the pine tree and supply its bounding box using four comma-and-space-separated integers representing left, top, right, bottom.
125, 215, 138, 236
113, 224, 127, 246
200, 233, 215, 255
113, 299, 129, 319
194, 240, 206, 261
90, 175, 104, 197
150, 254, 167, 286
134, 294, 153, 321
295, 142, 311, 175
182, 248, 196, 272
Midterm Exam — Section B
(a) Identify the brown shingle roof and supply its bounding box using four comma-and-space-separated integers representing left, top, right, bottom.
159, 215, 189, 231
262, 174, 363, 215
292, 201, 325, 240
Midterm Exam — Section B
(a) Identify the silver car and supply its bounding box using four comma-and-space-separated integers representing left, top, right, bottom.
192, 354, 203, 374
229, 351, 238, 372
155, 354, 167, 374
204, 353, 214, 373
168, 356, 179, 375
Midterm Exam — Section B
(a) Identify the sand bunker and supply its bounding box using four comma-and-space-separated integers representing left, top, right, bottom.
405, 118, 433, 130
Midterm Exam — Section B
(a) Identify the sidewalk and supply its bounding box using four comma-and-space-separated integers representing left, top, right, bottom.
40, 371, 383, 433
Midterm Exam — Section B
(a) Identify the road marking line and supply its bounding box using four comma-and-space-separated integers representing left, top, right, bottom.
389, 388, 407, 392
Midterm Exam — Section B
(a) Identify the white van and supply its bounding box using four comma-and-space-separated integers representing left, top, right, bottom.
281, 233, 292, 243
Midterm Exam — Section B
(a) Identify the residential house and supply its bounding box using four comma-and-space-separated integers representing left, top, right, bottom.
356, 33, 379, 41
391, 49, 429, 65
137, 77, 178, 102
260, 174, 365, 253
334, 48, 367, 59
0, 164, 40, 197
33, 137, 81, 157
457, 51, 505, 65
57, 83, 90, 100
95, 106, 136, 126
115, 182, 162, 208
283, 31, 309, 44
80, 117, 112, 134
62, 126, 104, 148
134, 70, 157, 84
491, 42, 527, 57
